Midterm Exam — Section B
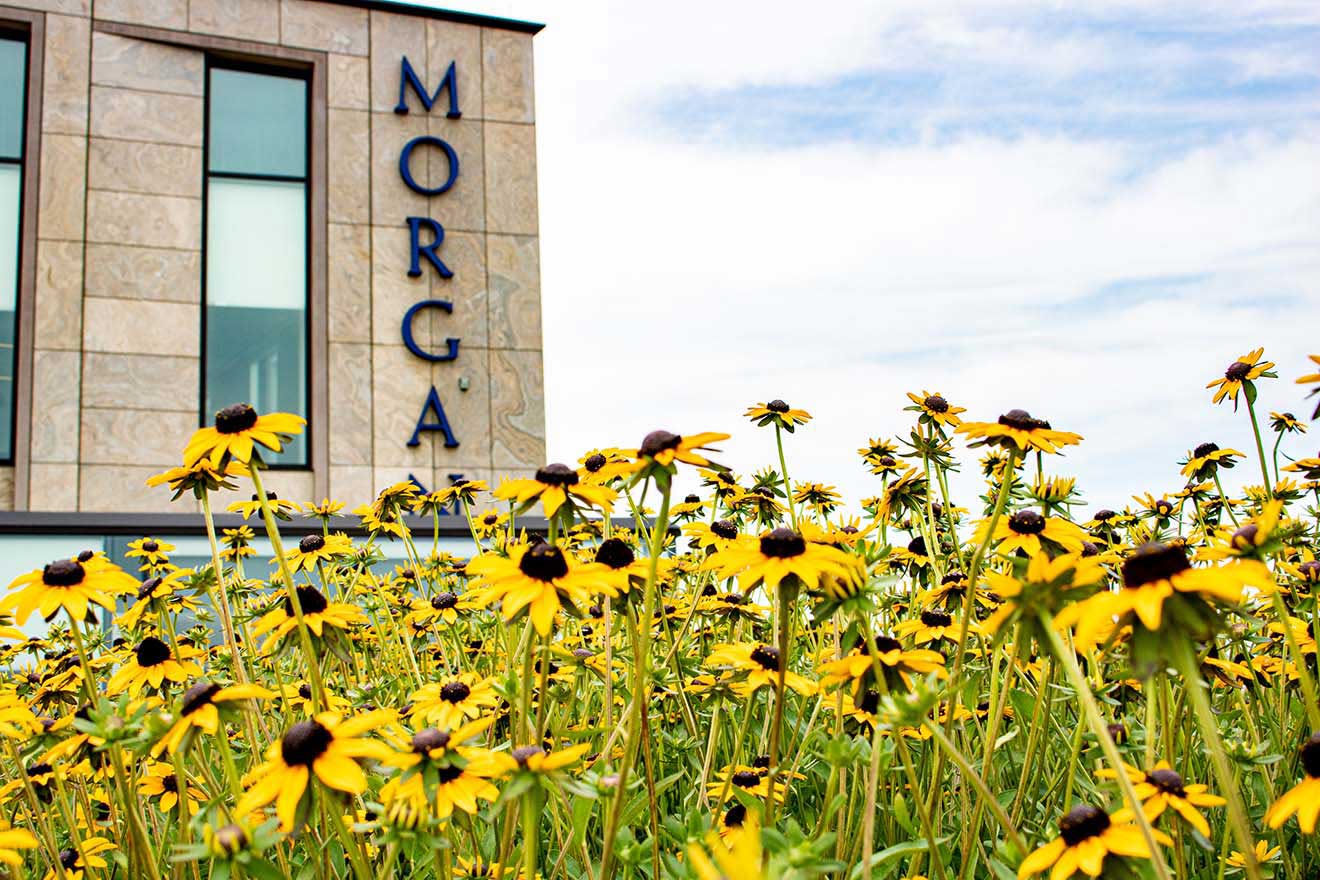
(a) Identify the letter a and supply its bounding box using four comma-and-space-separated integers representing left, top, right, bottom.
407, 387, 460, 448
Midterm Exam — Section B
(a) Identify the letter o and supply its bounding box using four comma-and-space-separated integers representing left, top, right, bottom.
398, 135, 459, 196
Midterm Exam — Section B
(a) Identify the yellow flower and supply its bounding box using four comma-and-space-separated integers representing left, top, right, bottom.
746, 399, 811, 431
703, 527, 855, 593
42, 836, 114, 880
704, 642, 817, 697
281, 532, 354, 573
237, 711, 394, 831
975, 509, 1089, 557
138, 759, 205, 815
409, 675, 500, 730
154, 680, 275, 756
1206, 347, 1275, 407
1298, 353, 1320, 418
687, 811, 764, 880
629, 430, 730, 469
905, 390, 966, 428
467, 542, 614, 635
0, 822, 37, 868
957, 409, 1082, 455
1227, 840, 1281, 870
1017, 805, 1169, 878
1095, 761, 1225, 837
2, 554, 138, 624
183, 403, 305, 468
494, 464, 617, 517
1265, 731, 1320, 833
251, 585, 365, 653
146, 459, 247, 499
106, 637, 204, 696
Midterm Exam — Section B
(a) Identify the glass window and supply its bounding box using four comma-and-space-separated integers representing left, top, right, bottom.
0, 34, 27, 464
204, 63, 309, 466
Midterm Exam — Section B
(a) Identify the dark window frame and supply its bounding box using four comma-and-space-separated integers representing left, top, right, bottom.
200, 55, 314, 470
0, 26, 29, 467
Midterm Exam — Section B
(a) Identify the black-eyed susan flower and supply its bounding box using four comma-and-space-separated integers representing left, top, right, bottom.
1017, 805, 1168, 878
454, 857, 513, 879
236, 711, 393, 831
106, 636, 203, 696
125, 537, 174, 572
184, 404, 305, 469
146, 459, 247, 500
228, 492, 299, 521
1206, 348, 1276, 408
894, 608, 983, 646
494, 464, 617, 518
2, 555, 137, 624
957, 409, 1082, 455
282, 532, 353, 573
703, 527, 854, 594
220, 526, 256, 560
1063, 543, 1273, 648
976, 509, 1089, 557
683, 519, 742, 552
138, 760, 205, 815
1283, 455, 1320, 482
467, 542, 612, 636
746, 399, 811, 432
905, 390, 966, 429
507, 741, 590, 777
1096, 761, 1225, 837
471, 508, 510, 539
792, 482, 841, 514
1181, 443, 1246, 481
409, 674, 499, 730
301, 498, 345, 520
251, 586, 365, 654
44, 836, 115, 880
1271, 411, 1306, 435
154, 680, 274, 756
818, 635, 946, 695
1265, 731, 1320, 833
687, 813, 763, 880
1227, 841, 1282, 871
704, 643, 817, 697
381, 721, 507, 820
116, 570, 197, 630
629, 430, 730, 473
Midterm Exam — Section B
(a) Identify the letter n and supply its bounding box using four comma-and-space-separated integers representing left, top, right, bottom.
407, 387, 460, 448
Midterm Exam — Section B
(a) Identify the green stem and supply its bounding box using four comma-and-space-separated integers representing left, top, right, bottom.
1245, 398, 1274, 500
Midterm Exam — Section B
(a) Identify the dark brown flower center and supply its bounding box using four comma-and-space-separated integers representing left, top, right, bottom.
181, 682, 222, 716
137, 577, 163, 601
876, 455, 897, 467
1193, 442, 1219, 459
1122, 543, 1190, 589
535, 463, 578, 486
684, 494, 701, 504
759, 528, 806, 559
595, 538, 636, 570
731, 770, 760, 788
1008, 510, 1046, 535
1301, 732, 1320, 778
908, 536, 927, 555
749, 644, 781, 671
1146, 768, 1187, 797
710, 519, 739, 540
1094, 509, 1117, 522
1299, 561, 1320, 581
519, 544, 569, 581
59, 849, 79, 870
439, 681, 471, 703
299, 534, 326, 553
925, 395, 949, 413
411, 727, 450, 752
136, 637, 172, 668
998, 409, 1049, 431
1224, 361, 1252, 381
43, 559, 85, 587
639, 430, 682, 458
921, 610, 953, 628
766, 400, 790, 413
869, 635, 902, 654
431, 592, 458, 610
435, 763, 465, 783
283, 585, 329, 616
723, 803, 747, 828
161, 773, 179, 793
214, 824, 247, 855
942, 571, 965, 585
1059, 804, 1110, 845
281, 720, 333, 766
483, 513, 500, 525
215, 404, 259, 434
142, 540, 159, 553
583, 453, 606, 472
1231, 524, 1258, 549
511, 745, 544, 767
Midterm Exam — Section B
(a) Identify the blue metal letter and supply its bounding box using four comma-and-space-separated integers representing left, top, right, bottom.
399, 135, 459, 196
407, 387, 460, 448
395, 57, 461, 118
401, 299, 461, 362
406, 217, 454, 279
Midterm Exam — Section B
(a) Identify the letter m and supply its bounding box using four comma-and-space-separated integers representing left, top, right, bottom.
395, 57, 461, 118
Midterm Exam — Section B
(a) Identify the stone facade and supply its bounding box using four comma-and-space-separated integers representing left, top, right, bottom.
0, 0, 545, 513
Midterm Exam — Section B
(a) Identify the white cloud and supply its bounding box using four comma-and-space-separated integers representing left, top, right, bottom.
420, 0, 1320, 514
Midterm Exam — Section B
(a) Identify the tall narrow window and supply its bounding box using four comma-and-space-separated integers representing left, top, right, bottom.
0, 33, 26, 463
203, 63, 310, 466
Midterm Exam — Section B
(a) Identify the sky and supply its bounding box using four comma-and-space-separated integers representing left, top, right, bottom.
424, 0, 1320, 515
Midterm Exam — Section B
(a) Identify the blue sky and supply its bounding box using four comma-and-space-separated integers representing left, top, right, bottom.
429, 0, 1320, 513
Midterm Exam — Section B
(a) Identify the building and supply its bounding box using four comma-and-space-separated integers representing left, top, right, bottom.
0, 0, 546, 578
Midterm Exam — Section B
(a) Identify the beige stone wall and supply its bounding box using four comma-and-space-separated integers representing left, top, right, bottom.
5, 0, 545, 513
